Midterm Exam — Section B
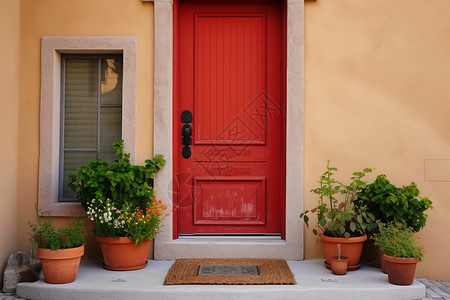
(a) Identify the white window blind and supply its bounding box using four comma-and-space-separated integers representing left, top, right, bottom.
60, 55, 123, 201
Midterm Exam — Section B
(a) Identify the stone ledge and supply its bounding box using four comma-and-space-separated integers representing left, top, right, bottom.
17, 259, 425, 300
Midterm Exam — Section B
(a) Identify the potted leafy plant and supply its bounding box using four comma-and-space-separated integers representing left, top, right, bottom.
355, 174, 432, 268
355, 174, 433, 232
300, 161, 380, 270
372, 222, 423, 285
69, 140, 167, 271
29, 209, 88, 283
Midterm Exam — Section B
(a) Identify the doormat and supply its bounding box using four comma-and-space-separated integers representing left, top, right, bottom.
163, 258, 297, 285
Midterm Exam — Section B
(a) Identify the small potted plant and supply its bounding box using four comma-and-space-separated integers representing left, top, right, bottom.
355, 174, 432, 268
69, 140, 167, 271
29, 210, 88, 284
300, 161, 380, 270
85, 196, 168, 270
329, 244, 348, 275
372, 222, 423, 285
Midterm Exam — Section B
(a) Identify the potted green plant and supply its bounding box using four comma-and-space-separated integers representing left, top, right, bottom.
356, 174, 433, 232
29, 210, 88, 284
372, 222, 423, 285
69, 140, 167, 271
355, 174, 432, 268
300, 161, 380, 270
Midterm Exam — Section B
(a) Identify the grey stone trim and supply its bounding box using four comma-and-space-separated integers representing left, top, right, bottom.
38, 36, 137, 216
153, 1, 305, 259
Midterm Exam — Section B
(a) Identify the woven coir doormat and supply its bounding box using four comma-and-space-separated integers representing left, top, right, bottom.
163, 258, 296, 285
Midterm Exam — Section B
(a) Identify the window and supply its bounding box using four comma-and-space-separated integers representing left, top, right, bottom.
60, 55, 123, 201
39, 37, 136, 216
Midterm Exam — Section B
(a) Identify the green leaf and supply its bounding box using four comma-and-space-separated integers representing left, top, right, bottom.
350, 222, 356, 232
319, 217, 327, 227
327, 221, 335, 231
357, 215, 362, 224
304, 215, 309, 226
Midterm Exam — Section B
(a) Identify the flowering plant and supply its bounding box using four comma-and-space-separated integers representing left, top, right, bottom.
29, 210, 88, 251
86, 196, 168, 246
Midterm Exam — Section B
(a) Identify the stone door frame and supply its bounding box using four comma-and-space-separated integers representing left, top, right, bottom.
147, 0, 305, 259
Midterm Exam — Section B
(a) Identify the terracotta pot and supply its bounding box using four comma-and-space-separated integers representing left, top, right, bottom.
381, 252, 388, 274
330, 256, 348, 275
320, 233, 367, 271
96, 236, 152, 271
38, 245, 84, 284
361, 238, 382, 268
383, 254, 419, 285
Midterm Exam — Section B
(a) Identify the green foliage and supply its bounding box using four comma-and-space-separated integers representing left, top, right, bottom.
29, 210, 88, 250
69, 140, 168, 243
69, 140, 166, 211
372, 222, 423, 261
355, 175, 432, 232
300, 161, 380, 238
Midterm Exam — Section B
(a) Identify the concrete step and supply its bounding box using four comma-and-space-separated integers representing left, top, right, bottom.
16, 259, 425, 300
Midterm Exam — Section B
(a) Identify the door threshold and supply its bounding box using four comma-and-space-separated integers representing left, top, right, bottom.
177, 234, 282, 240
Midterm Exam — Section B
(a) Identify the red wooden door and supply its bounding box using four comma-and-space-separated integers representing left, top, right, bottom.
174, 0, 285, 236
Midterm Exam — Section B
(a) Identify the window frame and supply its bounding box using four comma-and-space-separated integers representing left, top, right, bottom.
39, 37, 137, 216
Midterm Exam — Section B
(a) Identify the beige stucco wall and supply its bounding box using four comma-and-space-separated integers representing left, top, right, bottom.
304, 0, 450, 281
0, 0, 20, 287
17, 0, 154, 256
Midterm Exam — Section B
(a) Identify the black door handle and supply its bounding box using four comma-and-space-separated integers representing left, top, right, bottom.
181, 110, 192, 159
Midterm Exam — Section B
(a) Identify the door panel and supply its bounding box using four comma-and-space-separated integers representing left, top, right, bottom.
195, 14, 266, 144
193, 176, 266, 225
175, 0, 285, 236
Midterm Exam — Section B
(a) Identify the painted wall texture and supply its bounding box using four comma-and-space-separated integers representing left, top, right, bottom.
16, 0, 154, 256
0, 0, 20, 287
304, 0, 450, 281
1, 0, 449, 284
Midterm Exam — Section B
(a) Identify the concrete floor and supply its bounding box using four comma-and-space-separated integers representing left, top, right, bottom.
16, 259, 427, 300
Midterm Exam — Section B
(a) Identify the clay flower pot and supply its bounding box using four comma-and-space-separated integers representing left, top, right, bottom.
97, 236, 152, 271
320, 233, 367, 271
381, 252, 388, 274
382, 254, 419, 285
330, 256, 348, 275
38, 245, 84, 284
361, 238, 383, 268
